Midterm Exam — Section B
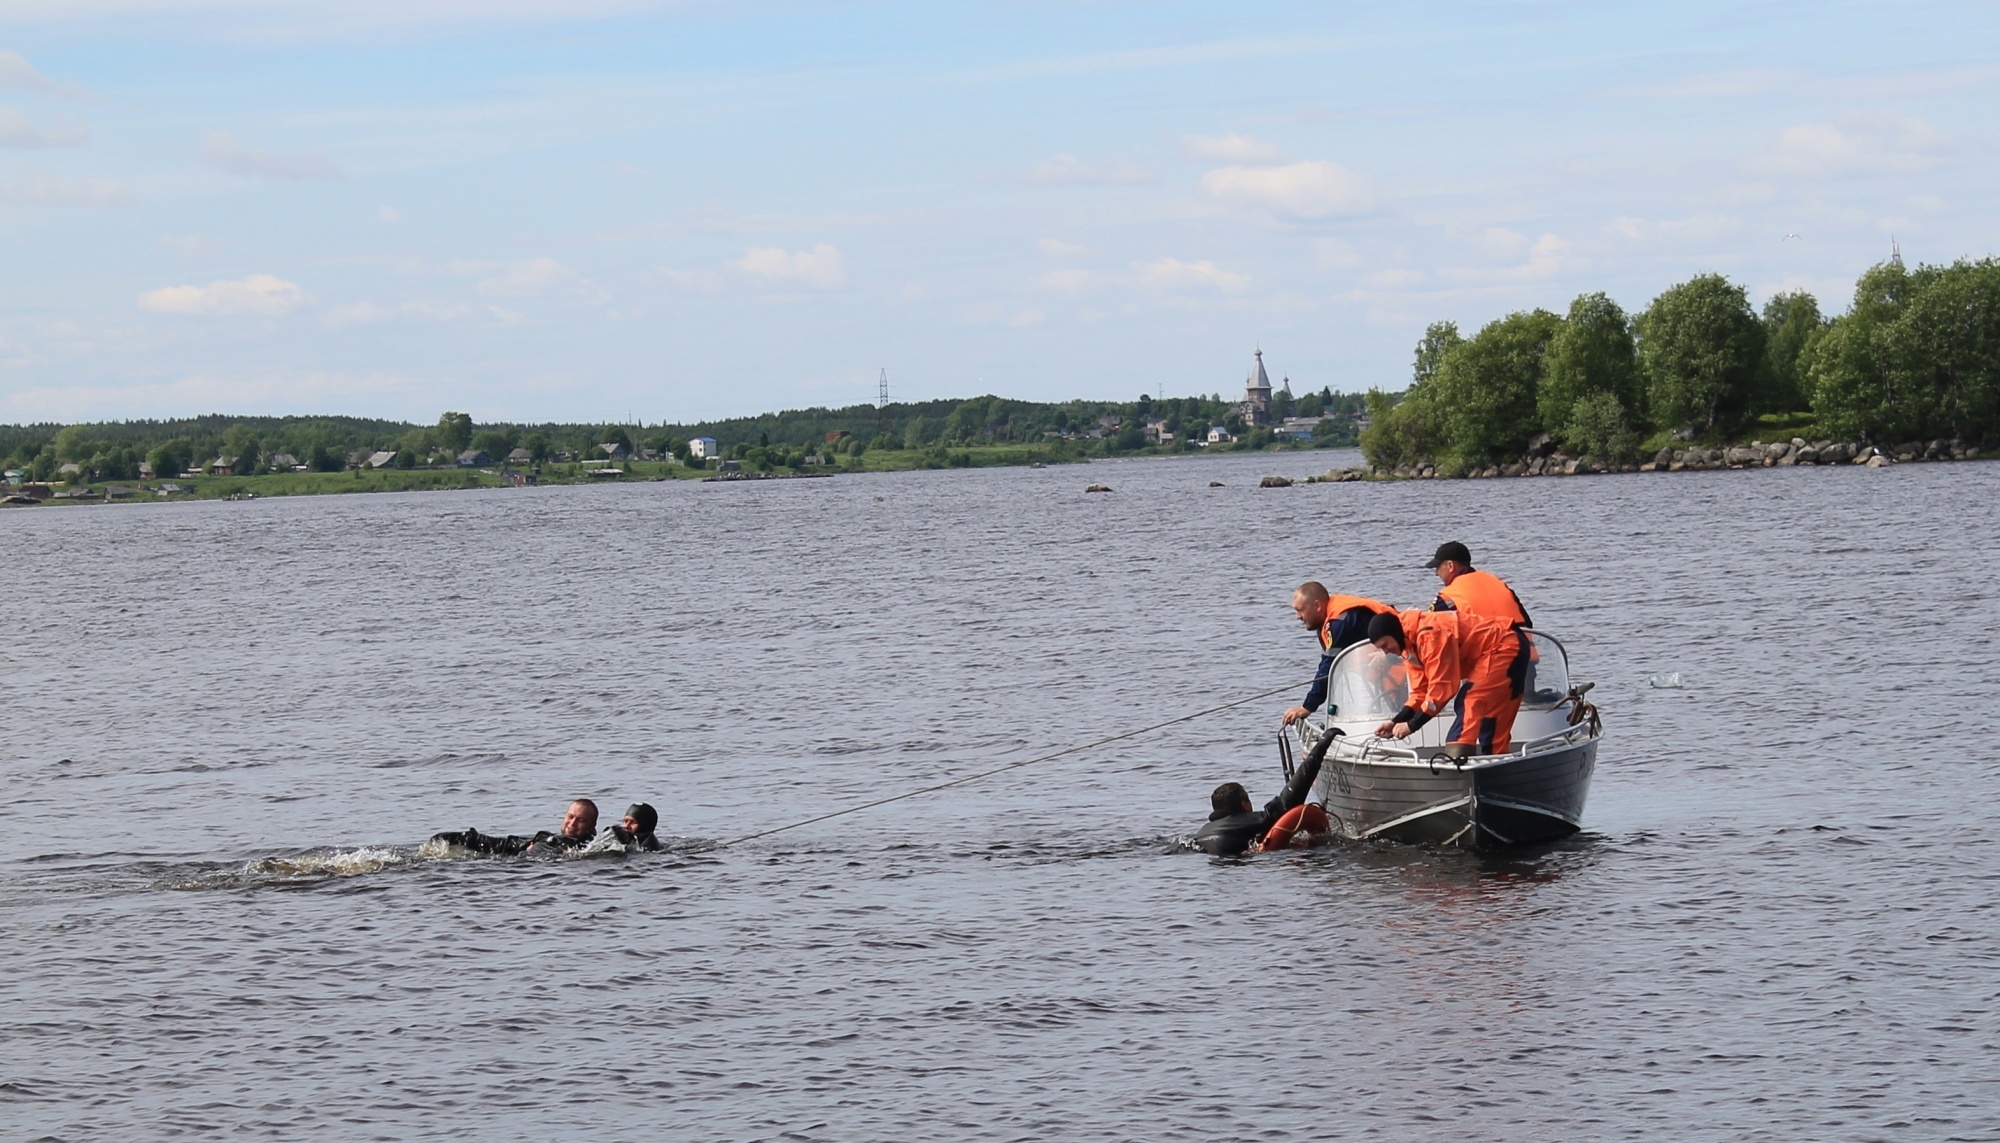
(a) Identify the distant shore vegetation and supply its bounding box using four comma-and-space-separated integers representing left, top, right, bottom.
1361, 256, 2000, 474
1, 388, 1365, 495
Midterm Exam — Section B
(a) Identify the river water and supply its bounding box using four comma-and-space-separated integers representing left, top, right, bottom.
2, 451, 1996, 1141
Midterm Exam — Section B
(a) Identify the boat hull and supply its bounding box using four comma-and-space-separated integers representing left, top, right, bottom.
1312, 737, 1597, 849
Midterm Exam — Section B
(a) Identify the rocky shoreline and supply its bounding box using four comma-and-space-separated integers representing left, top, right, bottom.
1306, 435, 1987, 482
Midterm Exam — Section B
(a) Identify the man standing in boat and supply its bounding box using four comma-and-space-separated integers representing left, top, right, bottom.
1281, 582, 1394, 727
1367, 609, 1531, 758
1426, 541, 1531, 626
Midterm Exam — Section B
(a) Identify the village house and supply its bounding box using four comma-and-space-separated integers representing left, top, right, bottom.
457, 448, 490, 467
599, 441, 629, 460
1204, 426, 1235, 447
367, 450, 397, 469
689, 437, 719, 461
825, 430, 851, 445
208, 456, 237, 476
506, 447, 534, 466
1145, 419, 1175, 444
57, 462, 83, 480
269, 452, 301, 471
1275, 416, 1331, 442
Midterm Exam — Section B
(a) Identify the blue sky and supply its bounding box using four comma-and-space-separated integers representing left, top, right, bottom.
0, 1, 1994, 424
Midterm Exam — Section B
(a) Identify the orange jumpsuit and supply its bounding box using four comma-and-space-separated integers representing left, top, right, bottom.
1432, 568, 1531, 626
1392, 609, 1531, 754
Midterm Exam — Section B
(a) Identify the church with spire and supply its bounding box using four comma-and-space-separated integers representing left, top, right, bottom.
1241, 348, 1274, 425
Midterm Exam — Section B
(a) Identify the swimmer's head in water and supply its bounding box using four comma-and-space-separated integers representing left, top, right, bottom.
562, 798, 599, 839
622, 802, 658, 836
1211, 782, 1251, 815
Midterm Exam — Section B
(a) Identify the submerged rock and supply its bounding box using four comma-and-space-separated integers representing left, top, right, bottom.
1085, 484, 1113, 492
1259, 475, 1292, 488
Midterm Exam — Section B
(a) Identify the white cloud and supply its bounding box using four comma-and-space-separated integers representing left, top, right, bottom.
1183, 132, 1284, 163
1365, 268, 1425, 289
139, 274, 307, 316
1605, 213, 1742, 244
1136, 257, 1249, 294
1756, 113, 1952, 177
0, 107, 85, 148
460, 257, 575, 298
1037, 268, 1091, 292
734, 244, 847, 289
1008, 308, 1044, 327
0, 51, 92, 100
201, 129, 342, 181
320, 300, 516, 328
1200, 160, 1378, 218
1028, 153, 1151, 186
158, 233, 220, 258
1312, 238, 1363, 270
375, 204, 401, 221
1036, 237, 1091, 259
0, 171, 129, 206
1441, 233, 1569, 283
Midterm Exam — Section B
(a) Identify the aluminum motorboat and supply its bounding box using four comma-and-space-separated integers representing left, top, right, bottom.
1287, 631, 1601, 849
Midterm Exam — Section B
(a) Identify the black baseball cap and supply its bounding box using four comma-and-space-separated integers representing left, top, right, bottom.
1424, 541, 1471, 569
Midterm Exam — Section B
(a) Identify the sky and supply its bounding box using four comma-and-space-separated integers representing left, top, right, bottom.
0, 1, 1995, 425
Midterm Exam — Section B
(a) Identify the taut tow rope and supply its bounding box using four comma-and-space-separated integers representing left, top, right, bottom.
717, 677, 1309, 849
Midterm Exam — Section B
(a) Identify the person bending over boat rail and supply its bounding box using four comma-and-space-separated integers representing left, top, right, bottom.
1190, 733, 1334, 856
1425, 542, 1530, 626
1367, 609, 1531, 758
1281, 582, 1394, 728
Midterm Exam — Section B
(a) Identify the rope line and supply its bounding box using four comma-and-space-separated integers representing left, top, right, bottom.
717, 676, 1310, 849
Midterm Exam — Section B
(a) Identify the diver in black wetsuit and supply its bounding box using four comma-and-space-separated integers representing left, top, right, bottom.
432, 798, 601, 855
1189, 731, 1334, 856
610, 803, 661, 852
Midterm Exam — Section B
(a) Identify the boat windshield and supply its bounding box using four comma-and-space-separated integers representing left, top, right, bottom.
1521, 631, 1571, 709
1327, 643, 1410, 721
1325, 630, 1575, 718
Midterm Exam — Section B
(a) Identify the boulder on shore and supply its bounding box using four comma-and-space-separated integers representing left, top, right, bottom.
1259, 475, 1293, 488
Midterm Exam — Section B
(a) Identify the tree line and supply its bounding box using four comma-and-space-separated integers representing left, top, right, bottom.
1362, 256, 2000, 472
3, 386, 1367, 484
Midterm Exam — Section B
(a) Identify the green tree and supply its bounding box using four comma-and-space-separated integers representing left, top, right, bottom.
1430, 309, 1561, 465
1541, 292, 1638, 436
1762, 291, 1824, 413
1636, 274, 1767, 434
436, 412, 474, 452
1412, 321, 1461, 387
1808, 258, 2000, 442
148, 440, 193, 479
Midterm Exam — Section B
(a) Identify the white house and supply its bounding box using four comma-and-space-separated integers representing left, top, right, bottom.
689, 437, 719, 461
1205, 426, 1235, 446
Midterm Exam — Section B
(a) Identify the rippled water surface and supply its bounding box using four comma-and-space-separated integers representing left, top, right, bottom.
4, 452, 1997, 1141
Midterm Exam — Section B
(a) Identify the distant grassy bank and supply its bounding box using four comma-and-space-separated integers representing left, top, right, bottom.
14, 441, 1116, 505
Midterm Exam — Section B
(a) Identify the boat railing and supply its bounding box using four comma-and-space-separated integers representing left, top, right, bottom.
1329, 716, 1596, 767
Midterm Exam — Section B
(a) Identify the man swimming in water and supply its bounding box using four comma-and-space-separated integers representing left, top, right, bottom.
431, 798, 601, 856
609, 802, 661, 851
1189, 730, 1336, 855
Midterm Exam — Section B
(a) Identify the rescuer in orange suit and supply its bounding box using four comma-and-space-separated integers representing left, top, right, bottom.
1281, 581, 1394, 727
1366, 609, 1531, 758
1425, 541, 1531, 625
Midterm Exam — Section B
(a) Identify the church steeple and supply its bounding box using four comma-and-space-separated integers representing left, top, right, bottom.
1242, 347, 1273, 425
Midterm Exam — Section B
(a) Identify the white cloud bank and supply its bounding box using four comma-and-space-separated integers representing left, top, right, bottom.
0, 171, 128, 206
1756, 113, 1952, 177
202, 129, 342, 181
0, 50, 92, 99
139, 274, 307, 316
735, 244, 847, 289
1136, 257, 1249, 293
0, 107, 85, 148
1200, 160, 1378, 218
1182, 132, 1284, 163
1029, 154, 1151, 186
